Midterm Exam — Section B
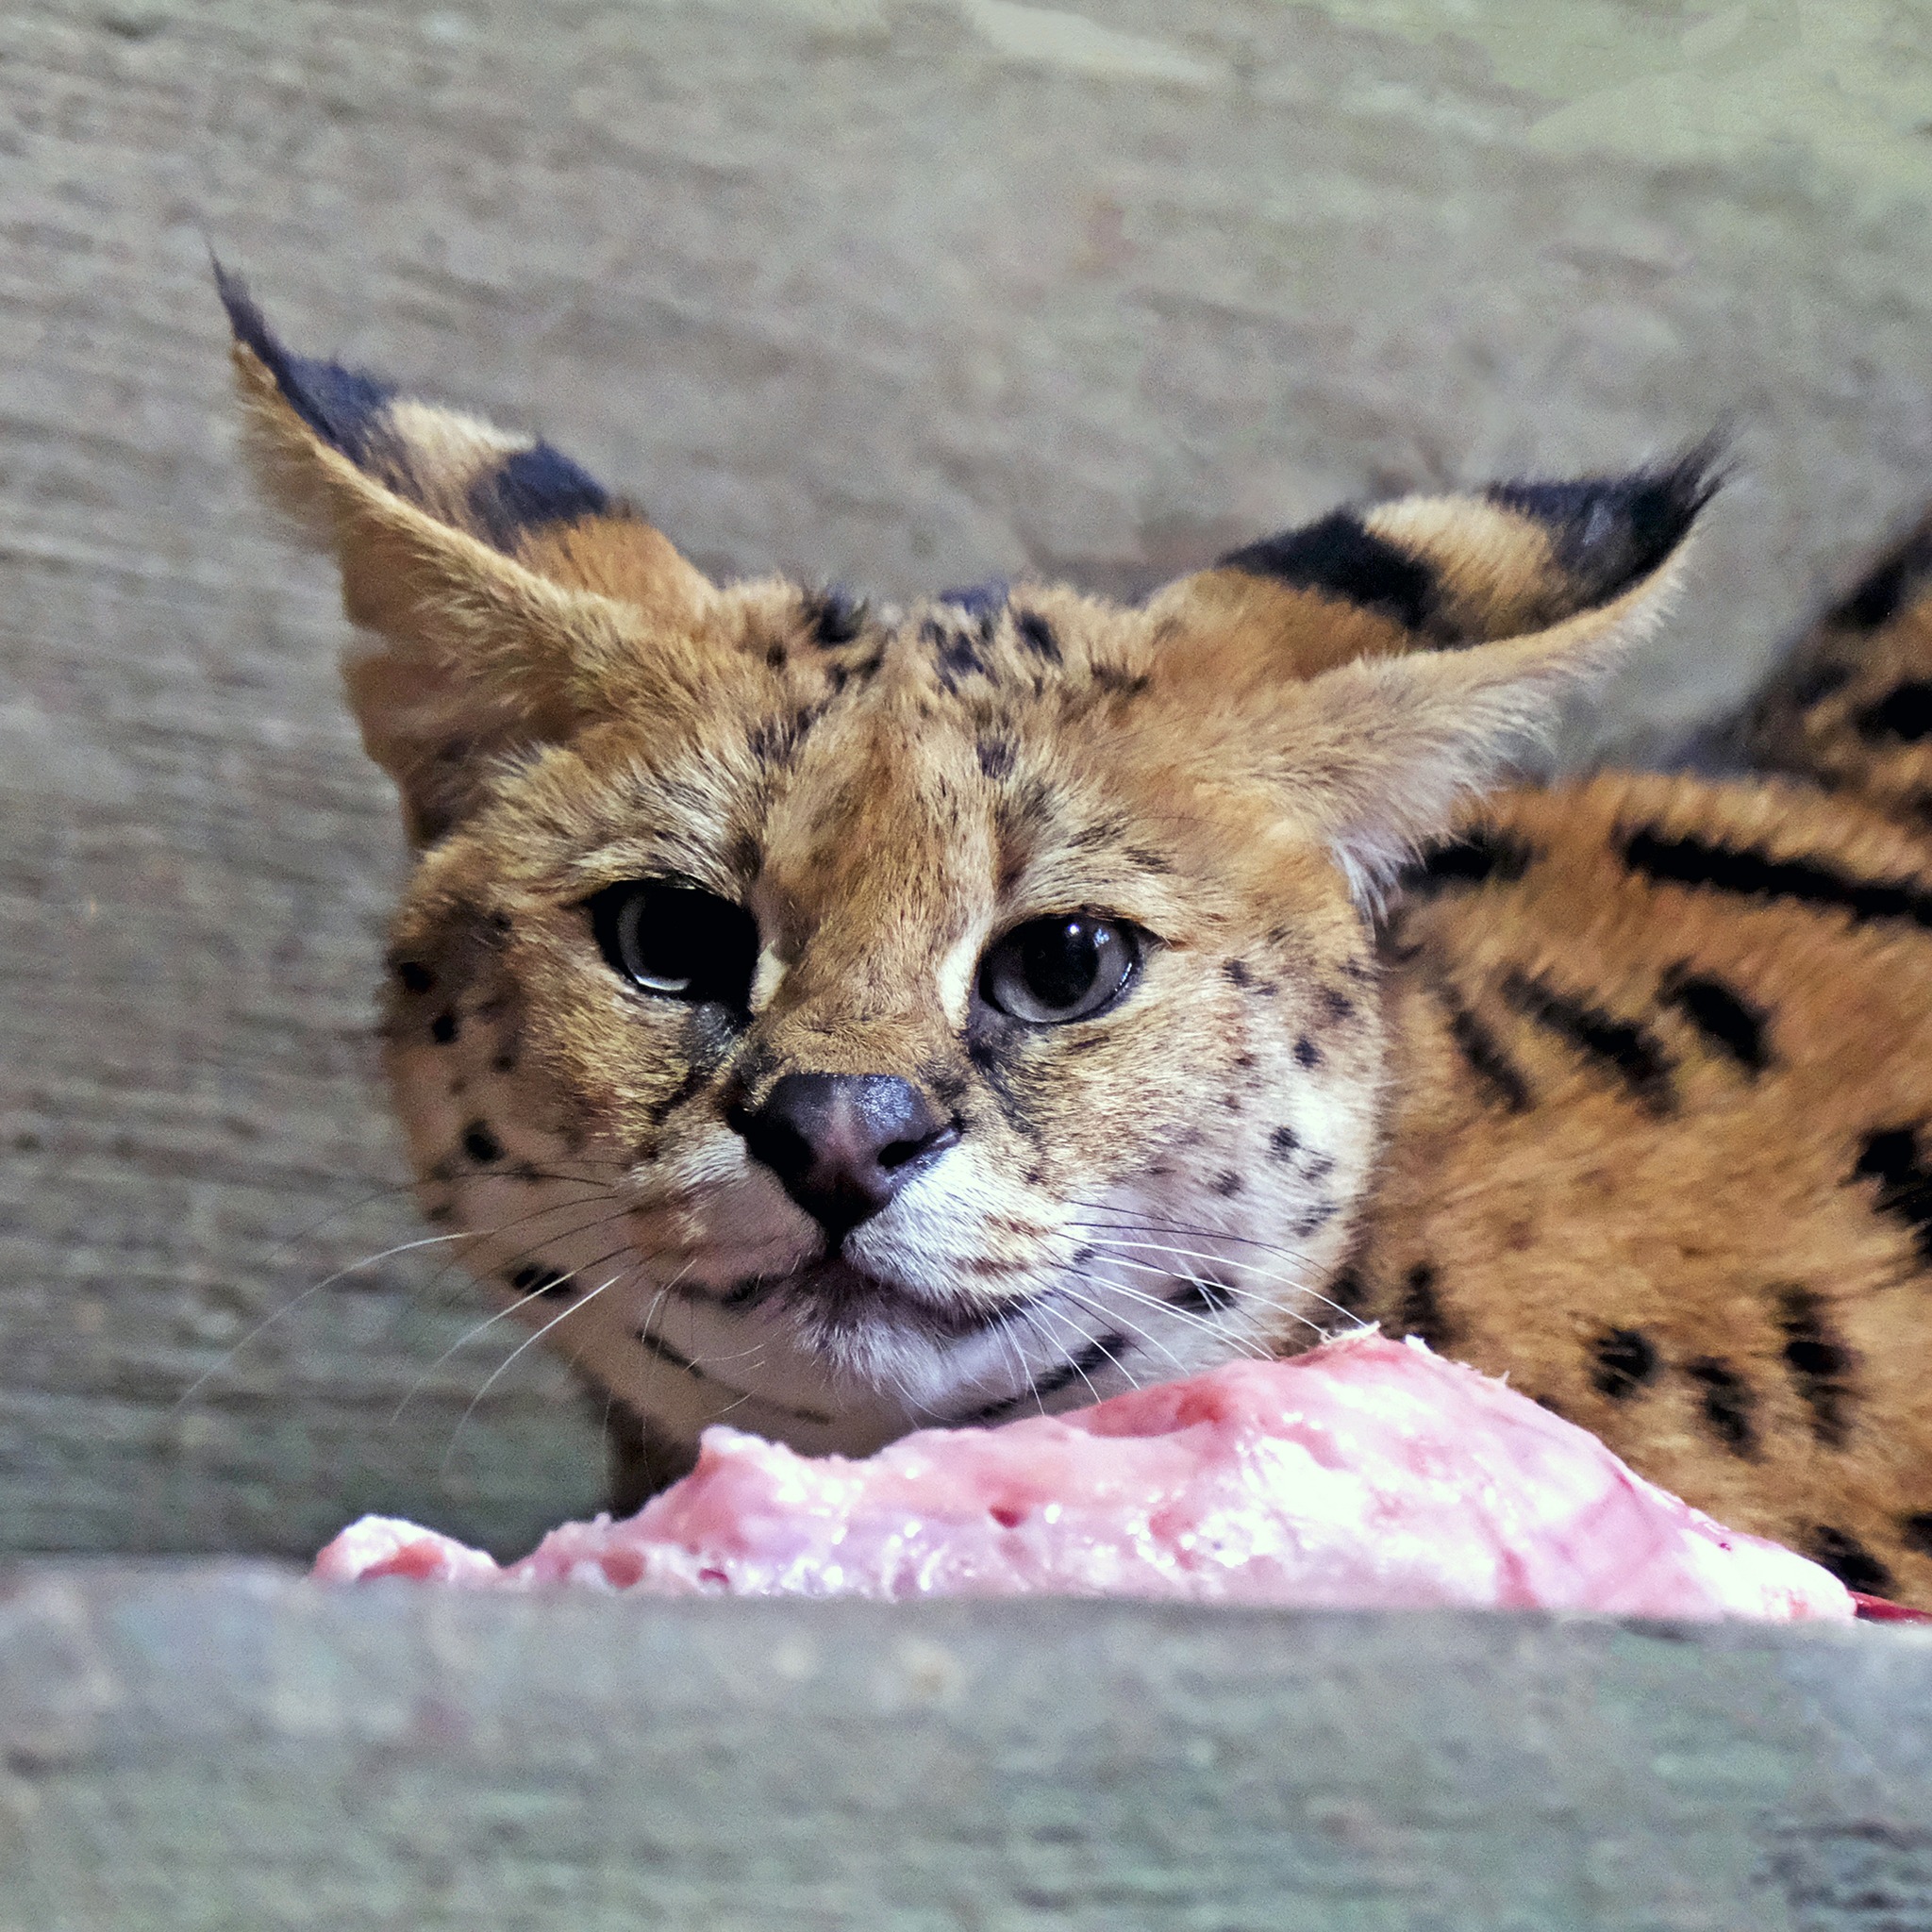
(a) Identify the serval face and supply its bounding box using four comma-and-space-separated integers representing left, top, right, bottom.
223, 268, 1707, 1455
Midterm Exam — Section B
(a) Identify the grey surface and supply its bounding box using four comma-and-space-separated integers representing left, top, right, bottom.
6, 0, 1932, 1557
1, 1564, 1929, 1930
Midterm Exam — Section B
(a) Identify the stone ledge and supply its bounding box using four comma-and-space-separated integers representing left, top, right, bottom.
4, 1561, 1930, 1928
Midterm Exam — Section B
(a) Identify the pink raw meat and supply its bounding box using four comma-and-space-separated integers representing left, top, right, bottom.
316, 1333, 1852, 1620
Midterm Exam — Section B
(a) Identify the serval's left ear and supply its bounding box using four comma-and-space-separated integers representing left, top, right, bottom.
1153, 448, 1724, 904
219, 266, 717, 842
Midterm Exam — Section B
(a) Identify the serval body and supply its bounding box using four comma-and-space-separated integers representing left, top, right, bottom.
223, 272, 1932, 1606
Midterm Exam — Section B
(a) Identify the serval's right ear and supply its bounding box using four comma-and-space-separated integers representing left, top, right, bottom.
219, 266, 717, 843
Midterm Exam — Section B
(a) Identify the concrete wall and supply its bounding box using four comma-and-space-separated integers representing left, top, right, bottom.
6, 0, 1932, 1557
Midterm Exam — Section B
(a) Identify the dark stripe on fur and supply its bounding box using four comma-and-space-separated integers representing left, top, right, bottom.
1658, 964, 1771, 1074
1395, 1261, 1455, 1349
1622, 828, 1932, 932
1685, 1356, 1757, 1457
1853, 1125, 1932, 1266
1775, 1286, 1856, 1446
1591, 1326, 1658, 1399
1440, 989, 1533, 1113
1807, 1524, 1894, 1596
1500, 969, 1677, 1115
1400, 827, 1536, 896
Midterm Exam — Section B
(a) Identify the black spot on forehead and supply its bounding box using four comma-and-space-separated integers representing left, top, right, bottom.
1015, 608, 1061, 663
1219, 510, 1443, 637
462, 1121, 502, 1164
977, 733, 1017, 780
804, 588, 868, 647
1088, 661, 1151, 698
925, 616, 991, 691
393, 958, 436, 994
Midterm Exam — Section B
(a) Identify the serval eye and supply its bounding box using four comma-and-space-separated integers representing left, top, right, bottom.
980, 914, 1141, 1024
587, 882, 758, 1009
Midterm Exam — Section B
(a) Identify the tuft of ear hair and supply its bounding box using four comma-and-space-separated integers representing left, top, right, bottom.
218, 266, 715, 842
1152, 447, 1724, 905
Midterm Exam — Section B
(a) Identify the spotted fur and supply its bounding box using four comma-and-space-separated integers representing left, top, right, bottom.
226, 275, 1932, 1606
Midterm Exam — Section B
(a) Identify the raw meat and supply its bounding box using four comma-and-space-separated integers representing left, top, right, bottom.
316, 1333, 1853, 1620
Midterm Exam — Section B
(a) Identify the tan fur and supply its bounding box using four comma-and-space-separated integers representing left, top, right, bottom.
224, 281, 1932, 1604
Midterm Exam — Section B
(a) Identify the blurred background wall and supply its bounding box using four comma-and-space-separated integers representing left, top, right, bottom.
4, 0, 1930, 1557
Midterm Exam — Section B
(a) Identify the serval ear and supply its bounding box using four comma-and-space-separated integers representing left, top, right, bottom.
1740, 507, 1932, 831
1147, 441, 1725, 680
219, 266, 716, 843
1158, 451, 1723, 904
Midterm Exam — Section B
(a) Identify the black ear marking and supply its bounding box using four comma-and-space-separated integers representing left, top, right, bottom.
1828, 520, 1932, 633
1487, 438, 1725, 608
1855, 681, 1932, 745
467, 442, 612, 548
216, 260, 396, 465
1217, 509, 1442, 634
